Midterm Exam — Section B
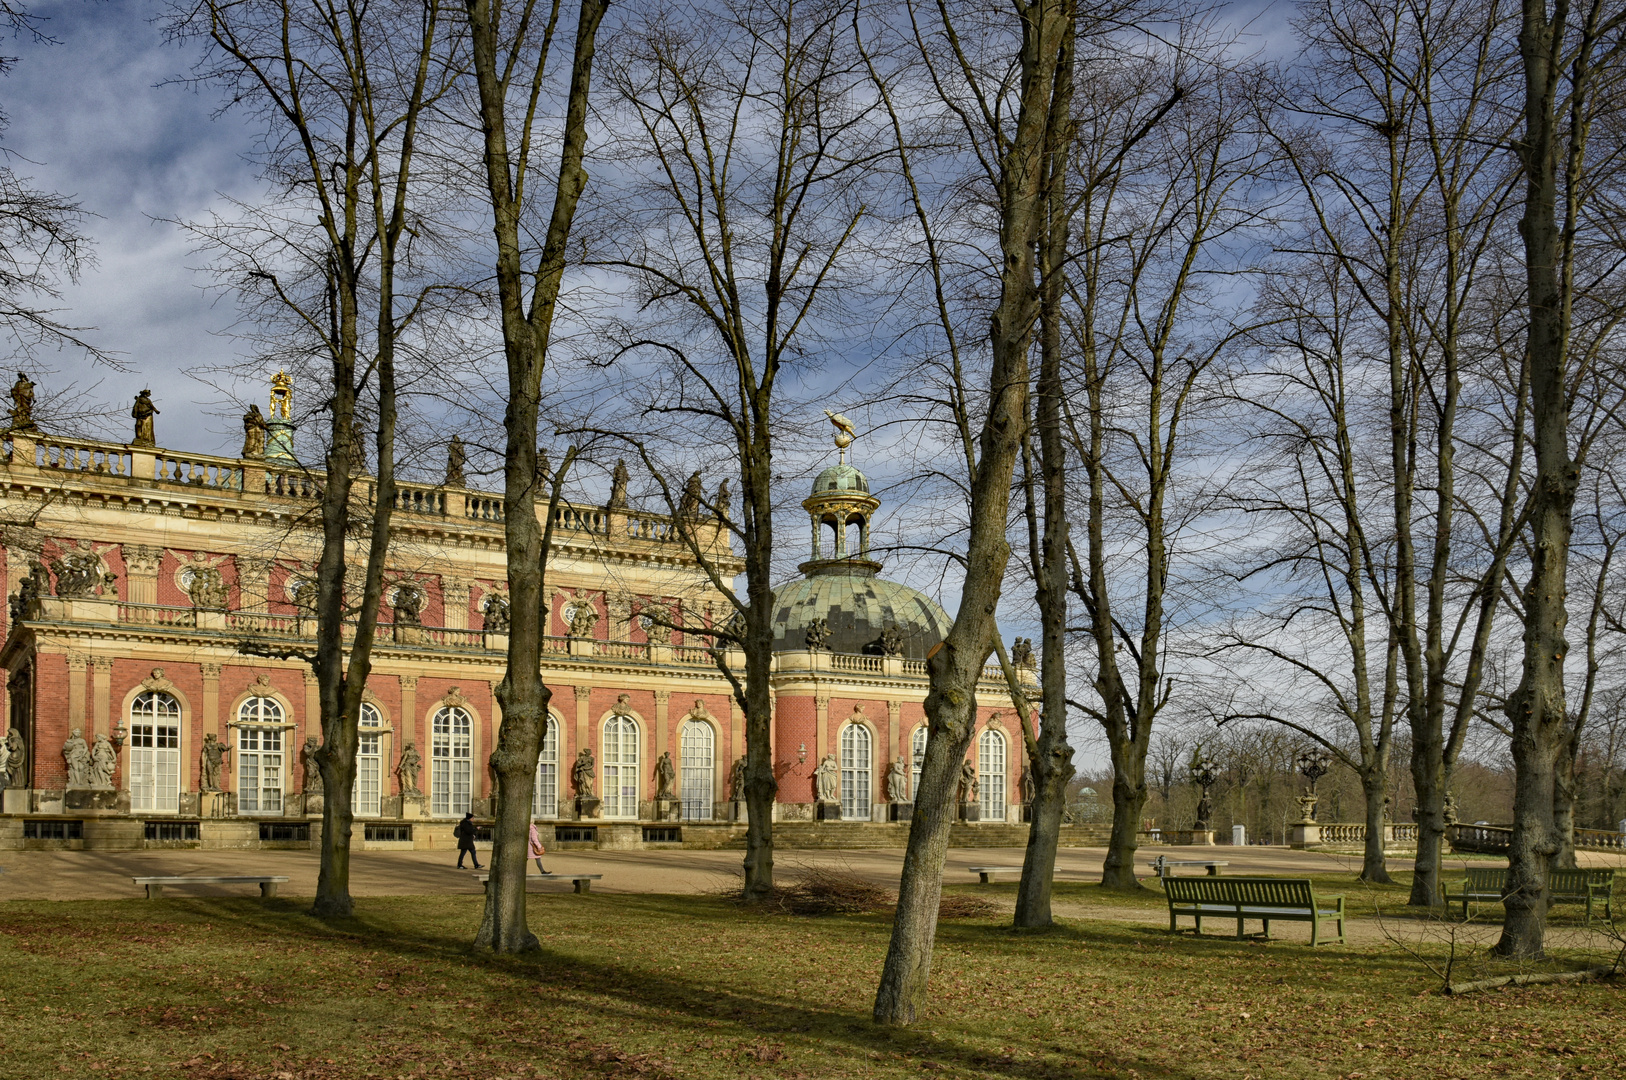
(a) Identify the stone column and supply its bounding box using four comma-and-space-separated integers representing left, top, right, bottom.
654, 690, 671, 765
67, 653, 87, 733
442, 577, 472, 631
123, 545, 162, 605
238, 557, 272, 613
92, 657, 113, 739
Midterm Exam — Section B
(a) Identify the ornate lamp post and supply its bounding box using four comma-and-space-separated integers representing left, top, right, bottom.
1189, 757, 1218, 831
1296, 748, 1331, 823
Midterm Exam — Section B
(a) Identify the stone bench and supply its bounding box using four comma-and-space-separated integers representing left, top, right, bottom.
1444, 867, 1615, 921
1149, 857, 1228, 877
1164, 876, 1345, 945
474, 872, 603, 894
967, 866, 1024, 884
133, 875, 289, 900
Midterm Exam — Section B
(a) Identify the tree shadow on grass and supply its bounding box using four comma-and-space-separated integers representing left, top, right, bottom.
165, 893, 1210, 1080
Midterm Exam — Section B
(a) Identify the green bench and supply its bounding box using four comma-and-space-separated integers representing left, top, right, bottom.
1442, 867, 1615, 921
1163, 876, 1345, 946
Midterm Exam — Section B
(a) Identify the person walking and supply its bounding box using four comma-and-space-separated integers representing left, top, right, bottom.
528, 821, 550, 875
455, 811, 482, 870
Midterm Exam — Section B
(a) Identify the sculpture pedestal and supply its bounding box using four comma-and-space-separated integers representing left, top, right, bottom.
401, 793, 429, 820
729, 800, 748, 823
64, 787, 127, 813
3, 788, 28, 814
959, 802, 981, 822
1288, 822, 1321, 849
575, 796, 602, 820
815, 800, 842, 822
888, 802, 914, 822
1172, 828, 1214, 846
199, 792, 233, 819
654, 798, 679, 822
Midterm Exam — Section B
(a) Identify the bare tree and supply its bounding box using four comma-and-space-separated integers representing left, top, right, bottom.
870, 0, 1068, 1026
1496, 0, 1626, 959
463, 0, 609, 953
169, 0, 457, 917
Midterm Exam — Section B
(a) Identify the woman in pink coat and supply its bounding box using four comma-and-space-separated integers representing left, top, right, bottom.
528, 822, 550, 874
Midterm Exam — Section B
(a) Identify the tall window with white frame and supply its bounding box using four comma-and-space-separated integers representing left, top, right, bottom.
236, 696, 285, 814
910, 725, 927, 801
679, 720, 714, 820
129, 691, 181, 813
532, 715, 559, 818
353, 703, 383, 817
840, 723, 872, 820
602, 714, 639, 818
431, 705, 472, 816
978, 728, 1006, 822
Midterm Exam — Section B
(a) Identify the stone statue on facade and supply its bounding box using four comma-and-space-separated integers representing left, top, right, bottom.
9, 372, 37, 431
608, 458, 629, 509
571, 748, 596, 799
536, 447, 551, 486
186, 564, 228, 610
200, 733, 229, 793
957, 759, 979, 805
482, 592, 510, 632
1011, 637, 1035, 669
397, 742, 422, 796
131, 389, 159, 447
642, 603, 672, 644
567, 601, 598, 639
51, 549, 107, 598
445, 435, 466, 487
302, 736, 323, 794
10, 560, 47, 620
804, 617, 831, 651
729, 755, 746, 802
241, 404, 267, 458
1020, 765, 1036, 805
713, 478, 730, 519
1443, 792, 1460, 826
1, 727, 23, 788
814, 753, 840, 803
90, 733, 116, 789
0, 732, 10, 790
678, 470, 703, 520
63, 728, 91, 788
393, 582, 423, 626
885, 760, 909, 803
865, 623, 905, 657
654, 751, 677, 801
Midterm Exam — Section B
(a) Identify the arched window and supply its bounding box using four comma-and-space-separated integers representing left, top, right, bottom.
129, 691, 181, 813
840, 723, 872, 821
431, 706, 472, 816
979, 728, 1007, 822
353, 703, 383, 818
533, 715, 559, 818
910, 725, 928, 801
602, 714, 640, 819
679, 720, 714, 821
236, 696, 285, 814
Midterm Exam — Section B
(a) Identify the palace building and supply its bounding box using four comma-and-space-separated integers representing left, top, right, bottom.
0, 376, 1035, 851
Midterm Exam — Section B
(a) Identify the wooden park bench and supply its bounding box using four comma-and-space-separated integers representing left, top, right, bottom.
967, 866, 1024, 884
474, 872, 603, 894
1164, 876, 1345, 946
1443, 867, 1615, 922
132, 875, 288, 900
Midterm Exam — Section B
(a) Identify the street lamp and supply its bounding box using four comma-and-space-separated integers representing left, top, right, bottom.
1189, 758, 1218, 830
1296, 749, 1331, 822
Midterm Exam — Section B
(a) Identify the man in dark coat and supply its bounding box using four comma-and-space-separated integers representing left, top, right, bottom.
454, 811, 482, 870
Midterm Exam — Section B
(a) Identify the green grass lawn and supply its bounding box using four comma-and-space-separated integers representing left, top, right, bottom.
0, 887, 1620, 1080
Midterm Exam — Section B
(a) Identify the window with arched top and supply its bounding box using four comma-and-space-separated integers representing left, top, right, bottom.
129, 691, 181, 814
840, 723, 873, 821
353, 702, 383, 817
533, 715, 559, 818
431, 706, 472, 816
602, 715, 640, 819
978, 728, 1007, 822
236, 696, 286, 814
679, 720, 714, 821
910, 725, 928, 801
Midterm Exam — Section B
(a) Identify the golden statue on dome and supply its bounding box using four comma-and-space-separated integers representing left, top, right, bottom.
823, 408, 855, 461
270, 370, 293, 420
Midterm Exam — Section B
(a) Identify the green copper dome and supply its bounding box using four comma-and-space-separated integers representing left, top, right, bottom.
770, 566, 951, 659
813, 463, 869, 494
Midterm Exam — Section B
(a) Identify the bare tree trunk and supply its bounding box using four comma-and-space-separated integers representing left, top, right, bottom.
873, 0, 1064, 1027
466, 0, 607, 953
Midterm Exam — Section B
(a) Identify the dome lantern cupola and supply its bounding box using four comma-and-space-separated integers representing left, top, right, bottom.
801, 460, 881, 576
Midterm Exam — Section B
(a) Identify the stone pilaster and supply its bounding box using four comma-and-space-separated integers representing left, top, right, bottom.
442, 577, 472, 631
814, 694, 830, 763
608, 591, 633, 641
886, 699, 901, 767
92, 657, 113, 738
238, 557, 272, 612
201, 663, 222, 745
123, 545, 162, 605
400, 676, 418, 755
574, 684, 592, 763
304, 670, 321, 738
66, 653, 87, 732
654, 690, 671, 763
